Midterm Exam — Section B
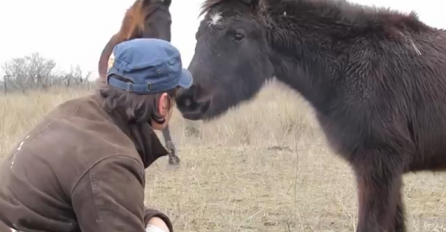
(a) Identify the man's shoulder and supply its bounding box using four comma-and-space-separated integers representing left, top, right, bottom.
1, 93, 141, 193
7, 95, 97, 150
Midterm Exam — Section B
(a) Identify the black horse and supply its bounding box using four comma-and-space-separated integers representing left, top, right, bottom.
97, 0, 181, 167
176, 0, 446, 231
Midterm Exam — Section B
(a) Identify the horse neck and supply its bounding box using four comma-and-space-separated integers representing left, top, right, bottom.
261, 0, 379, 109
267, 49, 336, 110
265, 18, 347, 110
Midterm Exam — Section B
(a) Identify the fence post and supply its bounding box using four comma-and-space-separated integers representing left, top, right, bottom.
3, 75, 8, 95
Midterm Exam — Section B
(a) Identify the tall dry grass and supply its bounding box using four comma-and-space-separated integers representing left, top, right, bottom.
1, 82, 445, 232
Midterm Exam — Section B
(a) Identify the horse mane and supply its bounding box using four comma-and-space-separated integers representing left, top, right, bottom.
200, 0, 222, 16
264, 0, 430, 35
118, 0, 157, 41
200, 0, 248, 16
199, 0, 430, 35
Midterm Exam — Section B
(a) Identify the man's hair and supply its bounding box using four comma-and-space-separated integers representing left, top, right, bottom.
96, 75, 177, 124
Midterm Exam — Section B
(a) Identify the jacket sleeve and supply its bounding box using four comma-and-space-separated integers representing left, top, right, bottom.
71, 155, 150, 232
144, 207, 174, 232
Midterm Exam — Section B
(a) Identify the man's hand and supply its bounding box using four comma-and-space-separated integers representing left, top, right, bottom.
146, 217, 170, 232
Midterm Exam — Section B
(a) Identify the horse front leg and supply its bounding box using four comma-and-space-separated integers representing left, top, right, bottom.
393, 190, 406, 232
161, 125, 180, 166
353, 152, 404, 232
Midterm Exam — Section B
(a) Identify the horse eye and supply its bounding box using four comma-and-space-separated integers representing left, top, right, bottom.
234, 33, 244, 41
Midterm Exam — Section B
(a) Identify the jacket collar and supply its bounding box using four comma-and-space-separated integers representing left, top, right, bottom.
92, 92, 169, 168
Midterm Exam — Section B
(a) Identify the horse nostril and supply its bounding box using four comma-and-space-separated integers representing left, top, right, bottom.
185, 99, 191, 107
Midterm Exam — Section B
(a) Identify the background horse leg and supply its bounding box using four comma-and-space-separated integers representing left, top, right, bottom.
162, 125, 180, 166
354, 152, 404, 232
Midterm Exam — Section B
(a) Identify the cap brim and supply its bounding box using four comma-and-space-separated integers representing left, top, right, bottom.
177, 68, 193, 89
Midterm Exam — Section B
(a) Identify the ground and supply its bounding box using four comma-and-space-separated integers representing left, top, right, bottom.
1, 82, 445, 232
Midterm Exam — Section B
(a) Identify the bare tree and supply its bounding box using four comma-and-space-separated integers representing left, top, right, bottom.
1, 53, 92, 93
1, 52, 56, 92
61, 65, 91, 88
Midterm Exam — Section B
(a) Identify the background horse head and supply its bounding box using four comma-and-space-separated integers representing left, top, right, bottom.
97, 0, 172, 81
97, 0, 180, 167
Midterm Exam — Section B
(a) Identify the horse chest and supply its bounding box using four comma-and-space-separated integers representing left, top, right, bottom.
315, 111, 369, 160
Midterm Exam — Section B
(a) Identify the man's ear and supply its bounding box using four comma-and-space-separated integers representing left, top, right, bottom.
158, 93, 170, 116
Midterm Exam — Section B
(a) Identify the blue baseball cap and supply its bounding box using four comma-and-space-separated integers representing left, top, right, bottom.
106, 38, 193, 94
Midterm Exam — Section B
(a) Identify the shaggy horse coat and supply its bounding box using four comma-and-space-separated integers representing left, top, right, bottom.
175, 0, 446, 231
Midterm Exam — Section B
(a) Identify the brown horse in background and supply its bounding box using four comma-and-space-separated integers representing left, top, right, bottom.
97, 0, 181, 167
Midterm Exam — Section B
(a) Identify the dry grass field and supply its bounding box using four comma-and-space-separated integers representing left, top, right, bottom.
1, 82, 446, 232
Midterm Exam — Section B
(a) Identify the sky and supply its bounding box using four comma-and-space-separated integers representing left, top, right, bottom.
0, 0, 444, 79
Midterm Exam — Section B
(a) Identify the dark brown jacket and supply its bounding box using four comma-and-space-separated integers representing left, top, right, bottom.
0, 92, 173, 232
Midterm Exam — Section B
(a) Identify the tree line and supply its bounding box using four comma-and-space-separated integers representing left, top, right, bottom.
1, 52, 94, 94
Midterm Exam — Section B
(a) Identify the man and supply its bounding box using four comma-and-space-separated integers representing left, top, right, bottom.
0, 38, 192, 232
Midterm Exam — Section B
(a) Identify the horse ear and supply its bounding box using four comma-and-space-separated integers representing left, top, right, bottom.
241, 0, 259, 8
163, 0, 171, 6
